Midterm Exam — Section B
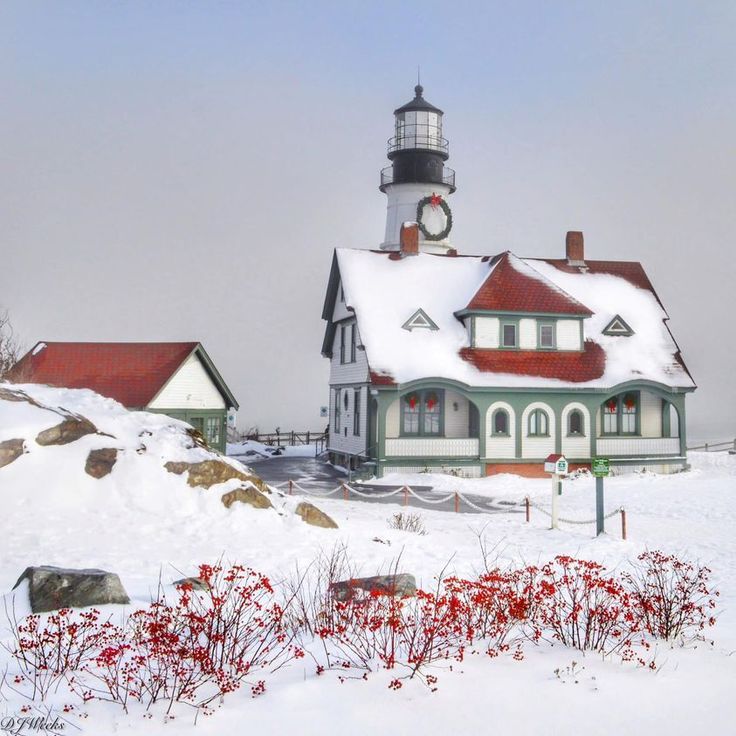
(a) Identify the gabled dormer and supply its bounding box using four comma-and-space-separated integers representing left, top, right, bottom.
455, 252, 592, 352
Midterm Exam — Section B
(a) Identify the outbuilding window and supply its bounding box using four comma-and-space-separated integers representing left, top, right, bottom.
528, 408, 549, 437
501, 323, 517, 348
539, 323, 555, 349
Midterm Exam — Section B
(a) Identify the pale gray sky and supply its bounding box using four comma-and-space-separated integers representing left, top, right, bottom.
1, 1, 734, 440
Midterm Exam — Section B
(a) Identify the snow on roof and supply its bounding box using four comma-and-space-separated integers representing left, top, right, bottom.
334, 248, 694, 390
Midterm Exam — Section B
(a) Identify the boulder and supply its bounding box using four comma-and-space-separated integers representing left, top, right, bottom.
13, 566, 131, 613
329, 573, 417, 601
172, 576, 210, 591
295, 501, 338, 529
85, 448, 118, 478
0, 438, 25, 469
165, 459, 270, 493
221, 484, 273, 510
36, 416, 97, 446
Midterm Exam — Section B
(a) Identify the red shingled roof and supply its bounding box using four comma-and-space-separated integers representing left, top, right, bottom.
7, 342, 199, 407
466, 253, 592, 315
459, 341, 606, 383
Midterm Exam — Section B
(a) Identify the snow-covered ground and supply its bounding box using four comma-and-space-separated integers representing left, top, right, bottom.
227, 438, 318, 461
1, 385, 735, 734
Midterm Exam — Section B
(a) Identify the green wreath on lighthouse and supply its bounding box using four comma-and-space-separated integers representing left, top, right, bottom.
416, 193, 453, 241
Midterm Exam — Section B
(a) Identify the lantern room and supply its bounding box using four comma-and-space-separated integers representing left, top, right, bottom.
388, 85, 448, 157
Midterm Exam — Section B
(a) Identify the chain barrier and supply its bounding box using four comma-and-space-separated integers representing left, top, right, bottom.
527, 498, 622, 525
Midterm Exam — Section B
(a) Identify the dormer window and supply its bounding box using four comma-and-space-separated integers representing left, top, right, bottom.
501, 322, 517, 348
538, 323, 555, 349
603, 315, 634, 336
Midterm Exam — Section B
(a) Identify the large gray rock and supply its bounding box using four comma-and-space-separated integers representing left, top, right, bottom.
13, 566, 131, 613
0, 438, 25, 469
85, 448, 118, 478
295, 501, 338, 529
36, 416, 98, 446
329, 573, 417, 601
221, 484, 273, 510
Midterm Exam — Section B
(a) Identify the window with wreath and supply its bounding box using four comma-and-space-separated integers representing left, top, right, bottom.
401, 390, 443, 436
568, 409, 584, 436
492, 408, 510, 436
528, 408, 549, 437
602, 393, 638, 435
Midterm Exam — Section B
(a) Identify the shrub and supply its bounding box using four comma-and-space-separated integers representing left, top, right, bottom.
388, 513, 427, 535
622, 551, 718, 642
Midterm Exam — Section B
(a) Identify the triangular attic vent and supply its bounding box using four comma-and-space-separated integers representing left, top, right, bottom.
603, 315, 634, 336
402, 309, 438, 332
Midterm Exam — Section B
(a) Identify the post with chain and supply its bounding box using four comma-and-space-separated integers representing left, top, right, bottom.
525, 496, 530, 523
342, 483, 349, 501
288, 479, 293, 496
595, 476, 605, 536
403, 486, 409, 507
620, 507, 627, 540
454, 492, 459, 513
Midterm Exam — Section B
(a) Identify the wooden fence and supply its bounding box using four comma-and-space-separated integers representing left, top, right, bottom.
236, 430, 329, 454
686, 439, 736, 453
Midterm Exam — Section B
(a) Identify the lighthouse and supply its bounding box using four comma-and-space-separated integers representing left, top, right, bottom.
379, 85, 456, 253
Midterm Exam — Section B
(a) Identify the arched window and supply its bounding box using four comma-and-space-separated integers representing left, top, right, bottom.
492, 409, 509, 436
401, 390, 444, 436
568, 409, 584, 436
528, 408, 549, 437
601, 393, 639, 435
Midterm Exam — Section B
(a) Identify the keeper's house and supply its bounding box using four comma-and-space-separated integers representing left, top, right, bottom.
7, 342, 238, 453
321, 86, 695, 477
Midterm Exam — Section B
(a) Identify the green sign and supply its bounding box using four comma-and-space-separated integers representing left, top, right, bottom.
592, 457, 610, 478
556, 458, 568, 474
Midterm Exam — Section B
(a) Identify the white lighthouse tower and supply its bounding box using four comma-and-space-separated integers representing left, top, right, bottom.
379, 85, 456, 254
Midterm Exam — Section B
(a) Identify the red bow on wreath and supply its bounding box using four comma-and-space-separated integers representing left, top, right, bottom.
624, 395, 636, 410
426, 392, 438, 411
429, 193, 443, 209
406, 394, 418, 410
606, 399, 617, 412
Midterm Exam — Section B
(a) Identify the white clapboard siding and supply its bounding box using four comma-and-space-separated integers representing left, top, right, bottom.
485, 401, 516, 459
640, 391, 663, 437
557, 320, 581, 350
385, 438, 479, 457
475, 317, 499, 348
561, 402, 591, 459
329, 323, 369, 385
383, 465, 482, 479
332, 279, 352, 322
328, 385, 369, 456
519, 319, 536, 349
147, 353, 225, 410
521, 402, 556, 459
444, 390, 471, 438
596, 438, 681, 456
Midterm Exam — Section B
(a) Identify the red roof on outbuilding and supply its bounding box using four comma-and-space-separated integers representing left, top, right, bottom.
7, 342, 199, 407
466, 252, 592, 315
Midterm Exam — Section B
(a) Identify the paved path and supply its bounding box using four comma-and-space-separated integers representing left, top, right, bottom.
234, 456, 522, 516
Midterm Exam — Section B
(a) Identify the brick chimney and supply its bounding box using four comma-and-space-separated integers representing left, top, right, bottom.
400, 222, 419, 256
566, 231, 585, 265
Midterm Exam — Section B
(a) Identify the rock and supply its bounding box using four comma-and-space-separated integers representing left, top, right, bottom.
172, 576, 210, 591
295, 501, 338, 529
84, 448, 118, 478
13, 566, 131, 613
164, 459, 270, 493
0, 438, 25, 469
329, 574, 417, 601
221, 484, 273, 510
36, 416, 97, 446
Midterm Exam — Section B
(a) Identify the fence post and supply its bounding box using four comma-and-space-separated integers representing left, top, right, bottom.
288, 480, 293, 496
705, 442, 708, 452
454, 492, 459, 513
620, 507, 627, 540
307, 431, 310, 446
342, 483, 349, 501
525, 497, 530, 523
403, 486, 409, 507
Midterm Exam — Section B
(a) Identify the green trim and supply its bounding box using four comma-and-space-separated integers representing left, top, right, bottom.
527, 408, 550, 437
455, 309, 588, 320
500, 318, 520, 349
400, 389, 445, 437
491, 407, 510, 436
566, 409, 586, 437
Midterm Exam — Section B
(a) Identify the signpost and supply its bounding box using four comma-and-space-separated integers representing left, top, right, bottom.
591, 457, 610, 535
544, 454, 568, 529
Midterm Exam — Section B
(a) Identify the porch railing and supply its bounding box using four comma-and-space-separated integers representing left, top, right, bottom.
385, 437, 479, 458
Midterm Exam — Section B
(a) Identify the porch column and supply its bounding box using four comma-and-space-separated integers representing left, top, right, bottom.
374, 391, 395, 478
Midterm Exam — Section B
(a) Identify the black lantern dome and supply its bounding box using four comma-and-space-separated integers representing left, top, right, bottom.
380, 85, 456, 193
